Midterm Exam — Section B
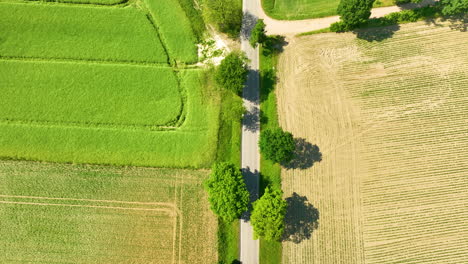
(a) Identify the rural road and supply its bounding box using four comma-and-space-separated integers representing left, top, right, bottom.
238, 0, 438, 263
240, 0, 260, 263
256, 0, 437, 36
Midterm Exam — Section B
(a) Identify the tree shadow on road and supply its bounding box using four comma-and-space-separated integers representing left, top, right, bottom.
282, 193, 319, 244
240, 167, 260, 222
241, 11, 257, 39
242, 104, 260, 133
283, 138, 322, 170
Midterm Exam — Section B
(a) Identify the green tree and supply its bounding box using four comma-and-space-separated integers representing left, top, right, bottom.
205, 162, 250, 222
250, 19, 266, 47
215, 52, 248, 94
204, 0, 243, 38
441, 0, 468, 15
336, 0, 375, 30
259, 128, 295, 164
251, 187, 287, 241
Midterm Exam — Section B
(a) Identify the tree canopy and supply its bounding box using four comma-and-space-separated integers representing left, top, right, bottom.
205, 162, 250, 222
441, 0, 468, 15
251, 187, 287, 241
259, 128, 295, 164
215, 52, 249, 94
250, 19, 267, 47
336, 0, 375, 30
204, 0, 243, 38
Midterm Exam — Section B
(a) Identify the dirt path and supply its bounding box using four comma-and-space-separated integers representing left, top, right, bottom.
256, 0, 437, 36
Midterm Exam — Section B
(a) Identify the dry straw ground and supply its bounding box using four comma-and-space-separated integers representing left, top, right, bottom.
0, 160, 217, 264
277, 21, 468, 264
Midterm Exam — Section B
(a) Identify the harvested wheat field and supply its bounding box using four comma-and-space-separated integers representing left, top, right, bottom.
277, 21, 468, 264
0, 160, 217, 264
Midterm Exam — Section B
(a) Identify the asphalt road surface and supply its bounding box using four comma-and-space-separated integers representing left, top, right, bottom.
240, 0, 260, 263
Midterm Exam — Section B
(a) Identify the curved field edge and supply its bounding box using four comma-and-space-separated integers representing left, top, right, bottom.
141, 0, 199, 63
0, 2, 169, 63
0, 70, 222, 168
0, 160, 217, 263
277, 21, 467, 264
261, 0, 394, 20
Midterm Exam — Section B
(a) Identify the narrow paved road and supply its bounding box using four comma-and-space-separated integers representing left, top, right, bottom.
240, 0, 260, 263
256, 0, 437, 36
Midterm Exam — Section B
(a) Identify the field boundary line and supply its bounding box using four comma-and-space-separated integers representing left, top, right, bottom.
0, 0, 132, 9
0, 194, 181, 214
0, 200, 177, 214
0, 56, 175, 69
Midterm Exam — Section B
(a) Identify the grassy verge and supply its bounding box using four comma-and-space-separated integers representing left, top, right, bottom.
298, 27, 332, 37
217, 219, 240, 263
262, 0, 395, 20
258, 46, 282, 264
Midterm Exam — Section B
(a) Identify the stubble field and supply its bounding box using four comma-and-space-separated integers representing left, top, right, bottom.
276, 21, 468, 263
0, 160, 217, 263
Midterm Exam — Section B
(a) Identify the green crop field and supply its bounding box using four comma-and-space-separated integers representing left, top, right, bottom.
262, 0, 394, 20
1, 60, 182, 126
0, 160, 217, 263
0, 0, 229, 168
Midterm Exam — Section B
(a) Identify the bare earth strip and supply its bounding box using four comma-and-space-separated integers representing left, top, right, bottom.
276, 21, 468, 264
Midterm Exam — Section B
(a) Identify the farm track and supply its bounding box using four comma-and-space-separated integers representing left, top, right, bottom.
277, 21, 467, 264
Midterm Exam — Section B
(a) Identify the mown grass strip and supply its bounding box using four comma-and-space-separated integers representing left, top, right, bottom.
0, 2, 168, 63
259, 47, 282, 264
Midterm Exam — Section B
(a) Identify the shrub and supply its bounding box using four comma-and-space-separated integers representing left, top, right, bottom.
337, 0, 375, 30
205, 162, 250, 222
204, 0, 243, 38
441, 0, 468, 15
215, 52, 248, 94
330, 21, 348, 32
250, 19, 267, 47
259, 128, 295, 164
251, 187, 287, 241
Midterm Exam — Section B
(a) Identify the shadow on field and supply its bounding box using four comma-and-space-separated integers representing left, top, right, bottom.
354, 24, 400, 42
425, 13, 468, 32
283, 138, 322, 170
283, 193, 319, 244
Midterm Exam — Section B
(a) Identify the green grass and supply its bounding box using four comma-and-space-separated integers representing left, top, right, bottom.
0, 70, 221, 168
0, 60, 182, 127
298, 27, 331, 36
262, 0, 395, 20
217, 219, 240, 263
176, 0, 207, 40
259, 47, 282, 263
0, 2, 168, 63
142, 0, 199, 63
0, 160, 218, 263
31, 0, 126, 4
0, 0, 242, 168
